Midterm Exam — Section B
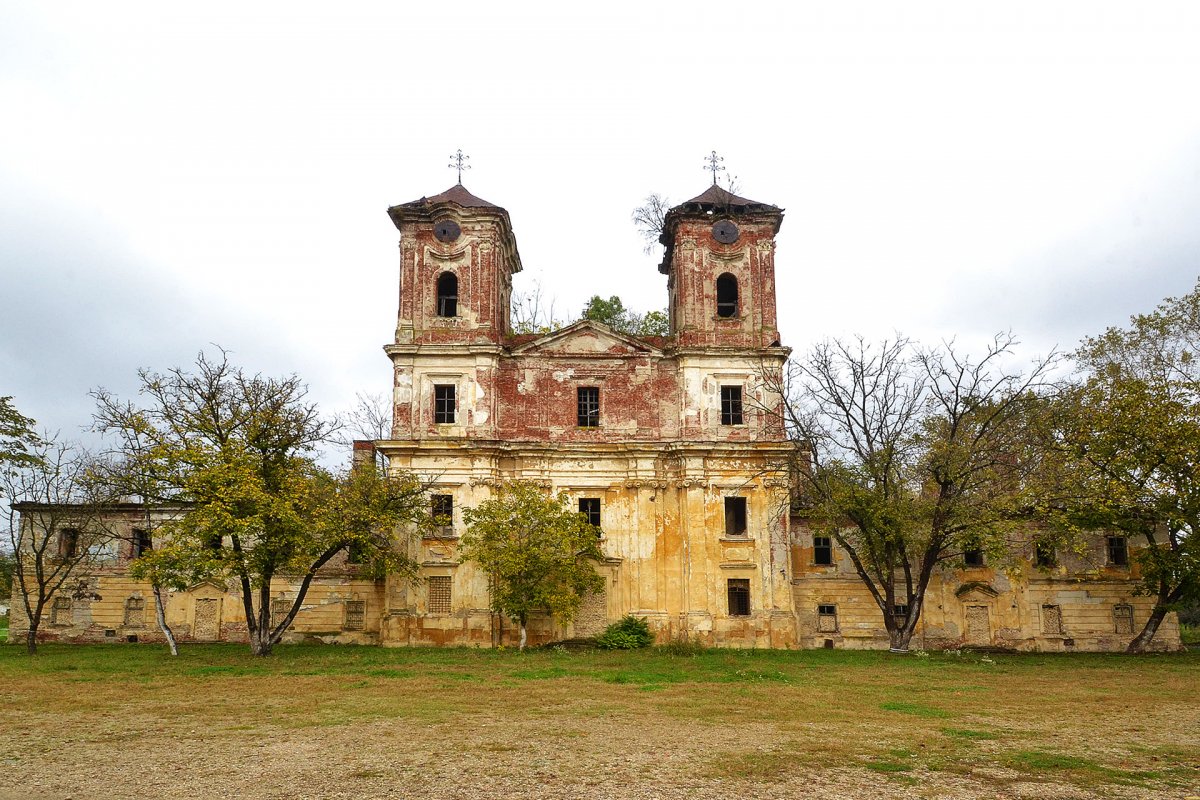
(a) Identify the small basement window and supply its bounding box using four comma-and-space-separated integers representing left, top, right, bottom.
727, 578, 751, 617
724, 497, 747, 537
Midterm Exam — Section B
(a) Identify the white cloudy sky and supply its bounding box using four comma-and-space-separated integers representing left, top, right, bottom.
2, 2, 1198, 455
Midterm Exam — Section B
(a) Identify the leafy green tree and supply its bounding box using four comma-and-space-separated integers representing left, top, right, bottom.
781, 335, 1054, 652
0, 396, 41, 473
581, 295, 669, 338
1053, 283, 1200, 651
460, 481, 604, 649
94, 349, 428, 656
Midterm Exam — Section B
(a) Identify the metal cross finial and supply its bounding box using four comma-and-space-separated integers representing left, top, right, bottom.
448, 149, 471, 185
705, 150, 725, 185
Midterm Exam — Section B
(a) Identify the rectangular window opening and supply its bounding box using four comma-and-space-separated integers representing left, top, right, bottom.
1034, 541, 1057, 568
963, 548, 985, 568
344, 600, 366, 631
577, 387, 600, 428
579, 498, 601, 533
270, 597, 291, 629
724, 497, 747, 537
727, 578, 751, 617
720, 386, 744, 426
428, 576, 452, 615
132, 528, 152, 558
893, 603, 910, 627
1113, 603, 1134, 634
51, 596, 73, 626
1106, 536, 1128, 567
57, 528, 79, 559
1041, 604, 1063, 635
813, 536, 833, 566
123, 597, 145, 628
817, 604, 838, 633
434, 385, 456, 424
431, 494, 454, 536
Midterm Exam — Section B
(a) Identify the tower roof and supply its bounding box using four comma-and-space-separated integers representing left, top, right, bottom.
673, 184, 779, 214
394, 183, 505, 211
657, 185, 784, 273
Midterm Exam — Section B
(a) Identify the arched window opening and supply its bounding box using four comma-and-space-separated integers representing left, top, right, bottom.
436, 272, 458, 317
716, 273, 738, 318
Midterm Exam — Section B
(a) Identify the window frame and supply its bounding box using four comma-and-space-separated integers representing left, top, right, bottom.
434, 384, 457, 425
436, 271, 458, 318
963, 548, 985, 568
813, 535, 833, 566
716, 272, 739, 318
817, 603, 838, 633
1113, 603, 1134, 634
427, 575, 452, 615
727, 578, 751, 617
344, 600, 366, 631
131, 528, 152, 559
431, 494, 454, 536
123, 596, 145, 628
720, 385, 744, 426
1106, 535, 1129, 567
578, 498, 602, 532
724, 497, 748, 537
577, 386, 600, 428
57, 528, 80, 559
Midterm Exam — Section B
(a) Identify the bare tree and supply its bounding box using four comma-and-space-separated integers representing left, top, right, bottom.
631, 193, 671, 255
775, 334, 1055, 651
336, 391, 394, 470
3, 437, 118, 654
511, 280, 565, 335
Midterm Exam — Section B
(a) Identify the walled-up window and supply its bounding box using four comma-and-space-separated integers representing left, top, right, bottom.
727, 579, 751, 616
124, 597, 145, 628
1042, 604, 1064, 634
270, 597, 291, 629
817, 604, 838, 632
57, 528, 79, 559
893, 603, 910, 628
428, 576, 452, 615
1113, 603, 1134, 634
963, 548, 985, 567
436, 272, 458, 317
724, 497, 747, 536
577, 387, 600, 428
434, 385, 456, 424
579, 498, 601, 532
432, 494, 454, 535
813, 536, 833, 566
1106, 536, 1129, 567
51, 596, 73, 626
720, 386, 744, 425
716, 273, 739, 318
344, 600, 366, 631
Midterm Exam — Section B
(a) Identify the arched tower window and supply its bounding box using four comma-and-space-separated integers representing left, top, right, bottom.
716, 273, 739, 318
436, 272, 458, 317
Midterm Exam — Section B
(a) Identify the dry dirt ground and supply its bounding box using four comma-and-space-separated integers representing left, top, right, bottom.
1, 644, 1197, 800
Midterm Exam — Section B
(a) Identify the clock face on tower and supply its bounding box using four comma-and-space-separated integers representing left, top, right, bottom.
712, 219, 739, 244
434, 219, 462, 243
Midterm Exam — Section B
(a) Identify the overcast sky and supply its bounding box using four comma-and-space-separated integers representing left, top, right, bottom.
2, 2, 1198, 458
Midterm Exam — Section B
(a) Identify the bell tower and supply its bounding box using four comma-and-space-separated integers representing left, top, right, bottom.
387, 184, 523, 346
658, 185, 784, 349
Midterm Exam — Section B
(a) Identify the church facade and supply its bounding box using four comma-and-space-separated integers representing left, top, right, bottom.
6, 181, 1182, 651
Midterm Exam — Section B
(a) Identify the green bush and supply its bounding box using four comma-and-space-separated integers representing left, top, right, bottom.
596, 615, 655, 650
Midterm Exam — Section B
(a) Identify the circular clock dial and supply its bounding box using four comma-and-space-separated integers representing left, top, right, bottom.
712, 220, 739, 244
434, 219, 461, 243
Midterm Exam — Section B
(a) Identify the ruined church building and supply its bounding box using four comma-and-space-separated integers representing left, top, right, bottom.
11, 179, 1181, 651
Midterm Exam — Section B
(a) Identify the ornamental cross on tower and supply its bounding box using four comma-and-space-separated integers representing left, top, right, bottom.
448, 149, 471, 185
705, 150, 725, 185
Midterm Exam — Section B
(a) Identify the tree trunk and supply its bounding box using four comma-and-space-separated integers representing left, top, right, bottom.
888, 627, 915, 653
152, 585, 178, 657
250, 625, 274, 657
1126, 605, 1169, 653
25, 625, 38, 655
519, 619, 527, 651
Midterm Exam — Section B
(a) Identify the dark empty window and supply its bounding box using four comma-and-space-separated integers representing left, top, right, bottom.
724, 497, 747, 536
813, 536, 833, 566
132, 528, 152, 558
436, 272, 458, 317
727, 578, 750, 616
579, 498, 601, 532
716, 273, 739, 318
1106, 536, 1128, 567
205, 533, 222, 551
432, 494, 453, 534
720, 386, 743, 425
577, 387, 600, 428
434, 385, 456, 424
963, 548, 985, 567
57, 528, 79, 559
1034, 540, 1056, 568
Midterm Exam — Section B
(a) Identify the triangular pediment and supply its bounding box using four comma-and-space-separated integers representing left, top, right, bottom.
955, 581, 1000, 601
510, 320, 662, 357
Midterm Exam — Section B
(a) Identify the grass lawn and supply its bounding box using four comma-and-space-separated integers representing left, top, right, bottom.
1, 643, 1197, 799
